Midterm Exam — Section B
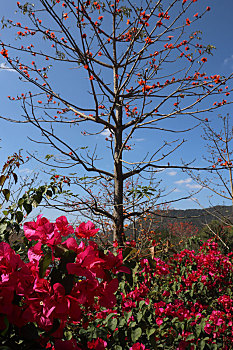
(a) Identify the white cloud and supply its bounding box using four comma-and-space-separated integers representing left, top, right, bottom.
174, 178, 192, 185
100, 129, 111, 137
167, 171, 177, 176
134, 138, 144, 142
19, 168, 33, 174
0, 62, 16, 72
173, 188, 181, 192
224, 54, 233, 65
186, 183, 202, 189
156, 167, 165, 172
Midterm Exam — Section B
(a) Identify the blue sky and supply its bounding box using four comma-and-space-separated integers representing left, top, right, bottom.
1, 0, 233, 221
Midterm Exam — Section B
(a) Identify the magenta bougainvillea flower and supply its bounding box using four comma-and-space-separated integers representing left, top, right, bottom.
75, 221, 99, 239
24, 214, 60, 246
55, 216, 74, 237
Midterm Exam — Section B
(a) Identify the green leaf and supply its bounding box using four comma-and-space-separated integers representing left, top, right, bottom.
103, 312, 116, 324
64, 330, 73, 341
0, 175, 6, 186
0, 222, 7, 235
46, 189, 53, 199
32, 192, 43, 205
12, 173, 18, 184
125, 310, 132, 322
45, 154, 54, 161
130, 321, 137, 328
118, 318, 126, 328
51, 186, 58, 194
2, 162, 9, 173
39, 251, 52, 278
131, 327, 142, 343
2, 189, 10, 201
146, 327, 156, 338
186, 334, 195, 341
15, 211, 24, 224
195, 323, 202, 338
139, 300, 145, 309
18, 197, 24, 207
136, 311, 143, 323
108, 317, 117, 331
23, 201, 32, 215
195, 317, 206, 338
200, 339, 206, 350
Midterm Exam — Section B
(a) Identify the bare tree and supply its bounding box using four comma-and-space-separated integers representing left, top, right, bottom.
187, 114, 233, 218
189, 114, 233, 205
0, 0, 233, 244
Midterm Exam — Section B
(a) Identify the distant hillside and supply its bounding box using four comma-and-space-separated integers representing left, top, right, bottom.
155, 205, 233, 229
126, 205, 233, 235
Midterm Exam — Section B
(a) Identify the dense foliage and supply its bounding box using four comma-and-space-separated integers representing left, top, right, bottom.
1, 215, 233, 349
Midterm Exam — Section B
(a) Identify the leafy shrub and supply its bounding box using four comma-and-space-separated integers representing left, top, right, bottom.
79, 240, 233, 349
1, 215, 233, 349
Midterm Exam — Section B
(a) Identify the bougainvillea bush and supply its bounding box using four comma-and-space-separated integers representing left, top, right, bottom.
72, 242, 233, 349
1, 216, 233, 349
0, 215, 129, 349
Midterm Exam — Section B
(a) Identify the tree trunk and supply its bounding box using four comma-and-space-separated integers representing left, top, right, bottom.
113, 103, 125, 245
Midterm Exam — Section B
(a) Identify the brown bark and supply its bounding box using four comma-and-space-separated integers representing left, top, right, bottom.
113, 103, 125, 245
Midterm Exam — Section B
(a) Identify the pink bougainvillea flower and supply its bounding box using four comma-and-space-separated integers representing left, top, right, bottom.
23, 280, 59, 330
99, 278, 118, 308
67, 244, 105, 280
75, 221, 99, 239
70, 278, 99, 306
55, 216, 74, 237
62, 237, 80, 252
156, 317, 163, 326
48, 283, 81, 322
24, 215, 61, 246
28, 241, 43, 263
0, 241, 24, 272
102, 250, 130, 274
24, 215, 54, 242
0, 286, 15, 317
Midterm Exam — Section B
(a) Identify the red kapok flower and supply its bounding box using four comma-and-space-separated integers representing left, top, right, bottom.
201, 57, 207, 63
75, 221, 99, 239
0, 49, 8, 58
